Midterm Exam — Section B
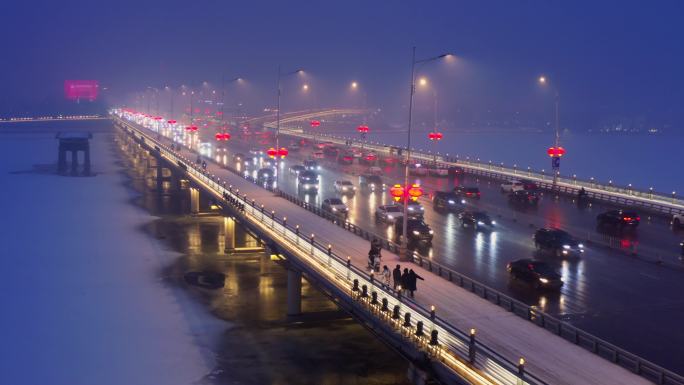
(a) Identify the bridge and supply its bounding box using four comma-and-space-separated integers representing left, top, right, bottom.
111, 108, 683, 385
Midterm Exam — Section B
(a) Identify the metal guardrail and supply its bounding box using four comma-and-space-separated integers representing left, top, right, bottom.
116, 112, 684, 385
114, 114, 549, 385
275, 125, 684, 216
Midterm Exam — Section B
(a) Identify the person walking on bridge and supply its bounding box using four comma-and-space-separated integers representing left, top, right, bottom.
407, 269, 424, 298
392, 265, 402, 290
381, 265, 391, 287
401, 268, 410, 296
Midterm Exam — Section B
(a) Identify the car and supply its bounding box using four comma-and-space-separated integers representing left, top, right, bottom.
338, 153, 354, 165
260, 158, 275, 168
501, 179, 524, 193
408, 163, 428, 176
360, 153, 378, 166
433, 191, 466, 212
454, 186, 481, 200
428, 166, 449, 177
313, 150, 325, 159
534, 228, 584, 257
520, 179, 539, 191
394, 219, 434, 244
448, 166, 465, 177
322, 198, 348, 216
597, 210, 640, 228
334, 180, 356, 195
404, 201, 425, 219
256, 167, 275, 184
672, 213, 684, 228
323, 146, 339, 157
359, 174, 385, 192
507, 259, 563, 290
375, 204, 403, 223
303, 159, 321, 171
509, 190, 539, 205
459, 211, 496, 230
233, 152, 245, 162
289, 143, 301, 151
368, 166, 383, 175
297, 170, 319, 193
249, 148, 263, 157
243, 156, 256, 166
289, 164, 306, 175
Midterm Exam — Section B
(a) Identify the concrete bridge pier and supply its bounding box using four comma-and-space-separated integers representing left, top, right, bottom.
189, 187, 200, 215
223, 216, 236, 252
287, 268, 302, 317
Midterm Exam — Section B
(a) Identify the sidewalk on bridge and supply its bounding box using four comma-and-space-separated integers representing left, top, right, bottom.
153, 126, 651, 385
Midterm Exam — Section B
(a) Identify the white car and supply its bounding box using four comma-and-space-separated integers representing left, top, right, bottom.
322, 198, 348, 216
673, 213, 684, 228
334, 180, 356, 195
375, 204, 403, 223
500, 180, 524, 193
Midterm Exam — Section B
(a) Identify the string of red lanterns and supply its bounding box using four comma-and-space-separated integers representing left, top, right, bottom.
428, 131, 443, 141
215, 132, 231, 141
185, 126, 198, 132
390, 183, 423, 202
310, 120, 321, 127
547, 146, 566, 157
167, 120, 177, 124
357, 125, 370, 134
267, 147, 289, 159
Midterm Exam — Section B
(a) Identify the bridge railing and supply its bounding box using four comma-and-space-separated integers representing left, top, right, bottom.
115, 113, 549, 385
274, 124, 684, 216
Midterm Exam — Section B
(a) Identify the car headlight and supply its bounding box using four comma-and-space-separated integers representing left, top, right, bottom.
332, 207, 337, 211
448, 200, 455, 204
539, 278, 549, 284
578, 243, 584, 248
491, 221, 496, 225
420, 207, 424, 211
461, 199, 466, 204
387, 214, 394, 219
370, 183, 375, 187
563, 245, 571, 249
477, 221, 485, 225
342, 187, 347, 190
412, 230, 420, 235
429, 230, 434, 234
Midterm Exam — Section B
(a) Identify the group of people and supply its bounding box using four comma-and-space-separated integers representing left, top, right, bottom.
368, 238, 424, 298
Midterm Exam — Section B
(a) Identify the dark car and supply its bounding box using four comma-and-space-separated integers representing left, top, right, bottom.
459, 211, 495, 230
256, 167, 275, 183
597, 210, 640, 228
303, 159, 321, 171
520, 179, 539, 191
404, 201, 425, 219
359, 174, 385, 192
338, 152, 354, 165
454, 186, 481, 200
289, 164, 306, 175
448, 166, 465, 177
507, 259, 563, 290
433, 191, 466, 212
394, 219, 434, 244
323, 146, 340, 158
298, 170, 319, 193
534, 228, 584, 257
509, 190, 539, 205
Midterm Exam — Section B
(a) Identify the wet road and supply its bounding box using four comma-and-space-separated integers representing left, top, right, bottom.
211, 135, 684, 372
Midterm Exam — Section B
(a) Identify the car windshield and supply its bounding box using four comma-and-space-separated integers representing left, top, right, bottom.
337, 181, 352, 185
620, 211, 639, 218
440, 192, 459, 199
328, 198, 343, 205
474, 213, 490, 220
531, 262, 557, 276
300, 171, 317, 179
367, 176, 382, 183
407, 220, 427, 227
465, 188, 479, 193
552, 230, 572, 240
385, 206, 402, 212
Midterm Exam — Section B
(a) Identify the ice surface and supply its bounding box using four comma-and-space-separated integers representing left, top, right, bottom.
0, 128, 224, 385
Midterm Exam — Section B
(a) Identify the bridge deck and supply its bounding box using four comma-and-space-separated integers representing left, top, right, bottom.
133, 121, 649, 385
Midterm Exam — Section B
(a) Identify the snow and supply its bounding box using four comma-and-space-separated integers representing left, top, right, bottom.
0, 126, 223, 385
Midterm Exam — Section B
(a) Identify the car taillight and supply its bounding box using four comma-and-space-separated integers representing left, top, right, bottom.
623, 217, 632, 221
636, 216, 641, 221
466, 192, 472, 196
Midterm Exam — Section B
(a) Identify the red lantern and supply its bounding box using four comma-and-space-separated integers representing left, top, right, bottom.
267, 147, 278, 158
167, 120, 177, 124
408, 184, 423, 201
428, 131, 443, 141
310, 120, 321, 127
547, 146, 566, 158
357, 125, 369, 134
278, 147, 289, 159
390, 184, 404, 202
215, 132, 230, 141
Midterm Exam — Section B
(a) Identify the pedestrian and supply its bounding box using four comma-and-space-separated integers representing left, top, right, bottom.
382, 265, 391, 287
401, 268, 410, 296
392, 265, 402, 290
407, 269, 424, 298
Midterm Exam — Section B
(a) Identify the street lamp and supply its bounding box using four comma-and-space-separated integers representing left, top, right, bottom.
221, 76, 243, 128
400, 47, 452, 261
276, 66, 304, 186
538, 75, 561, 186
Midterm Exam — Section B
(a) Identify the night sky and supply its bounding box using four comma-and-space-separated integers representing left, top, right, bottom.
2, 0, 683, 127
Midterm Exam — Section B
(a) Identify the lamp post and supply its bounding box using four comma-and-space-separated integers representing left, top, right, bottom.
276, 66, 304, 186
400, 47, 452, 261
539, 76, 561, 187
221, 76, 242, 129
